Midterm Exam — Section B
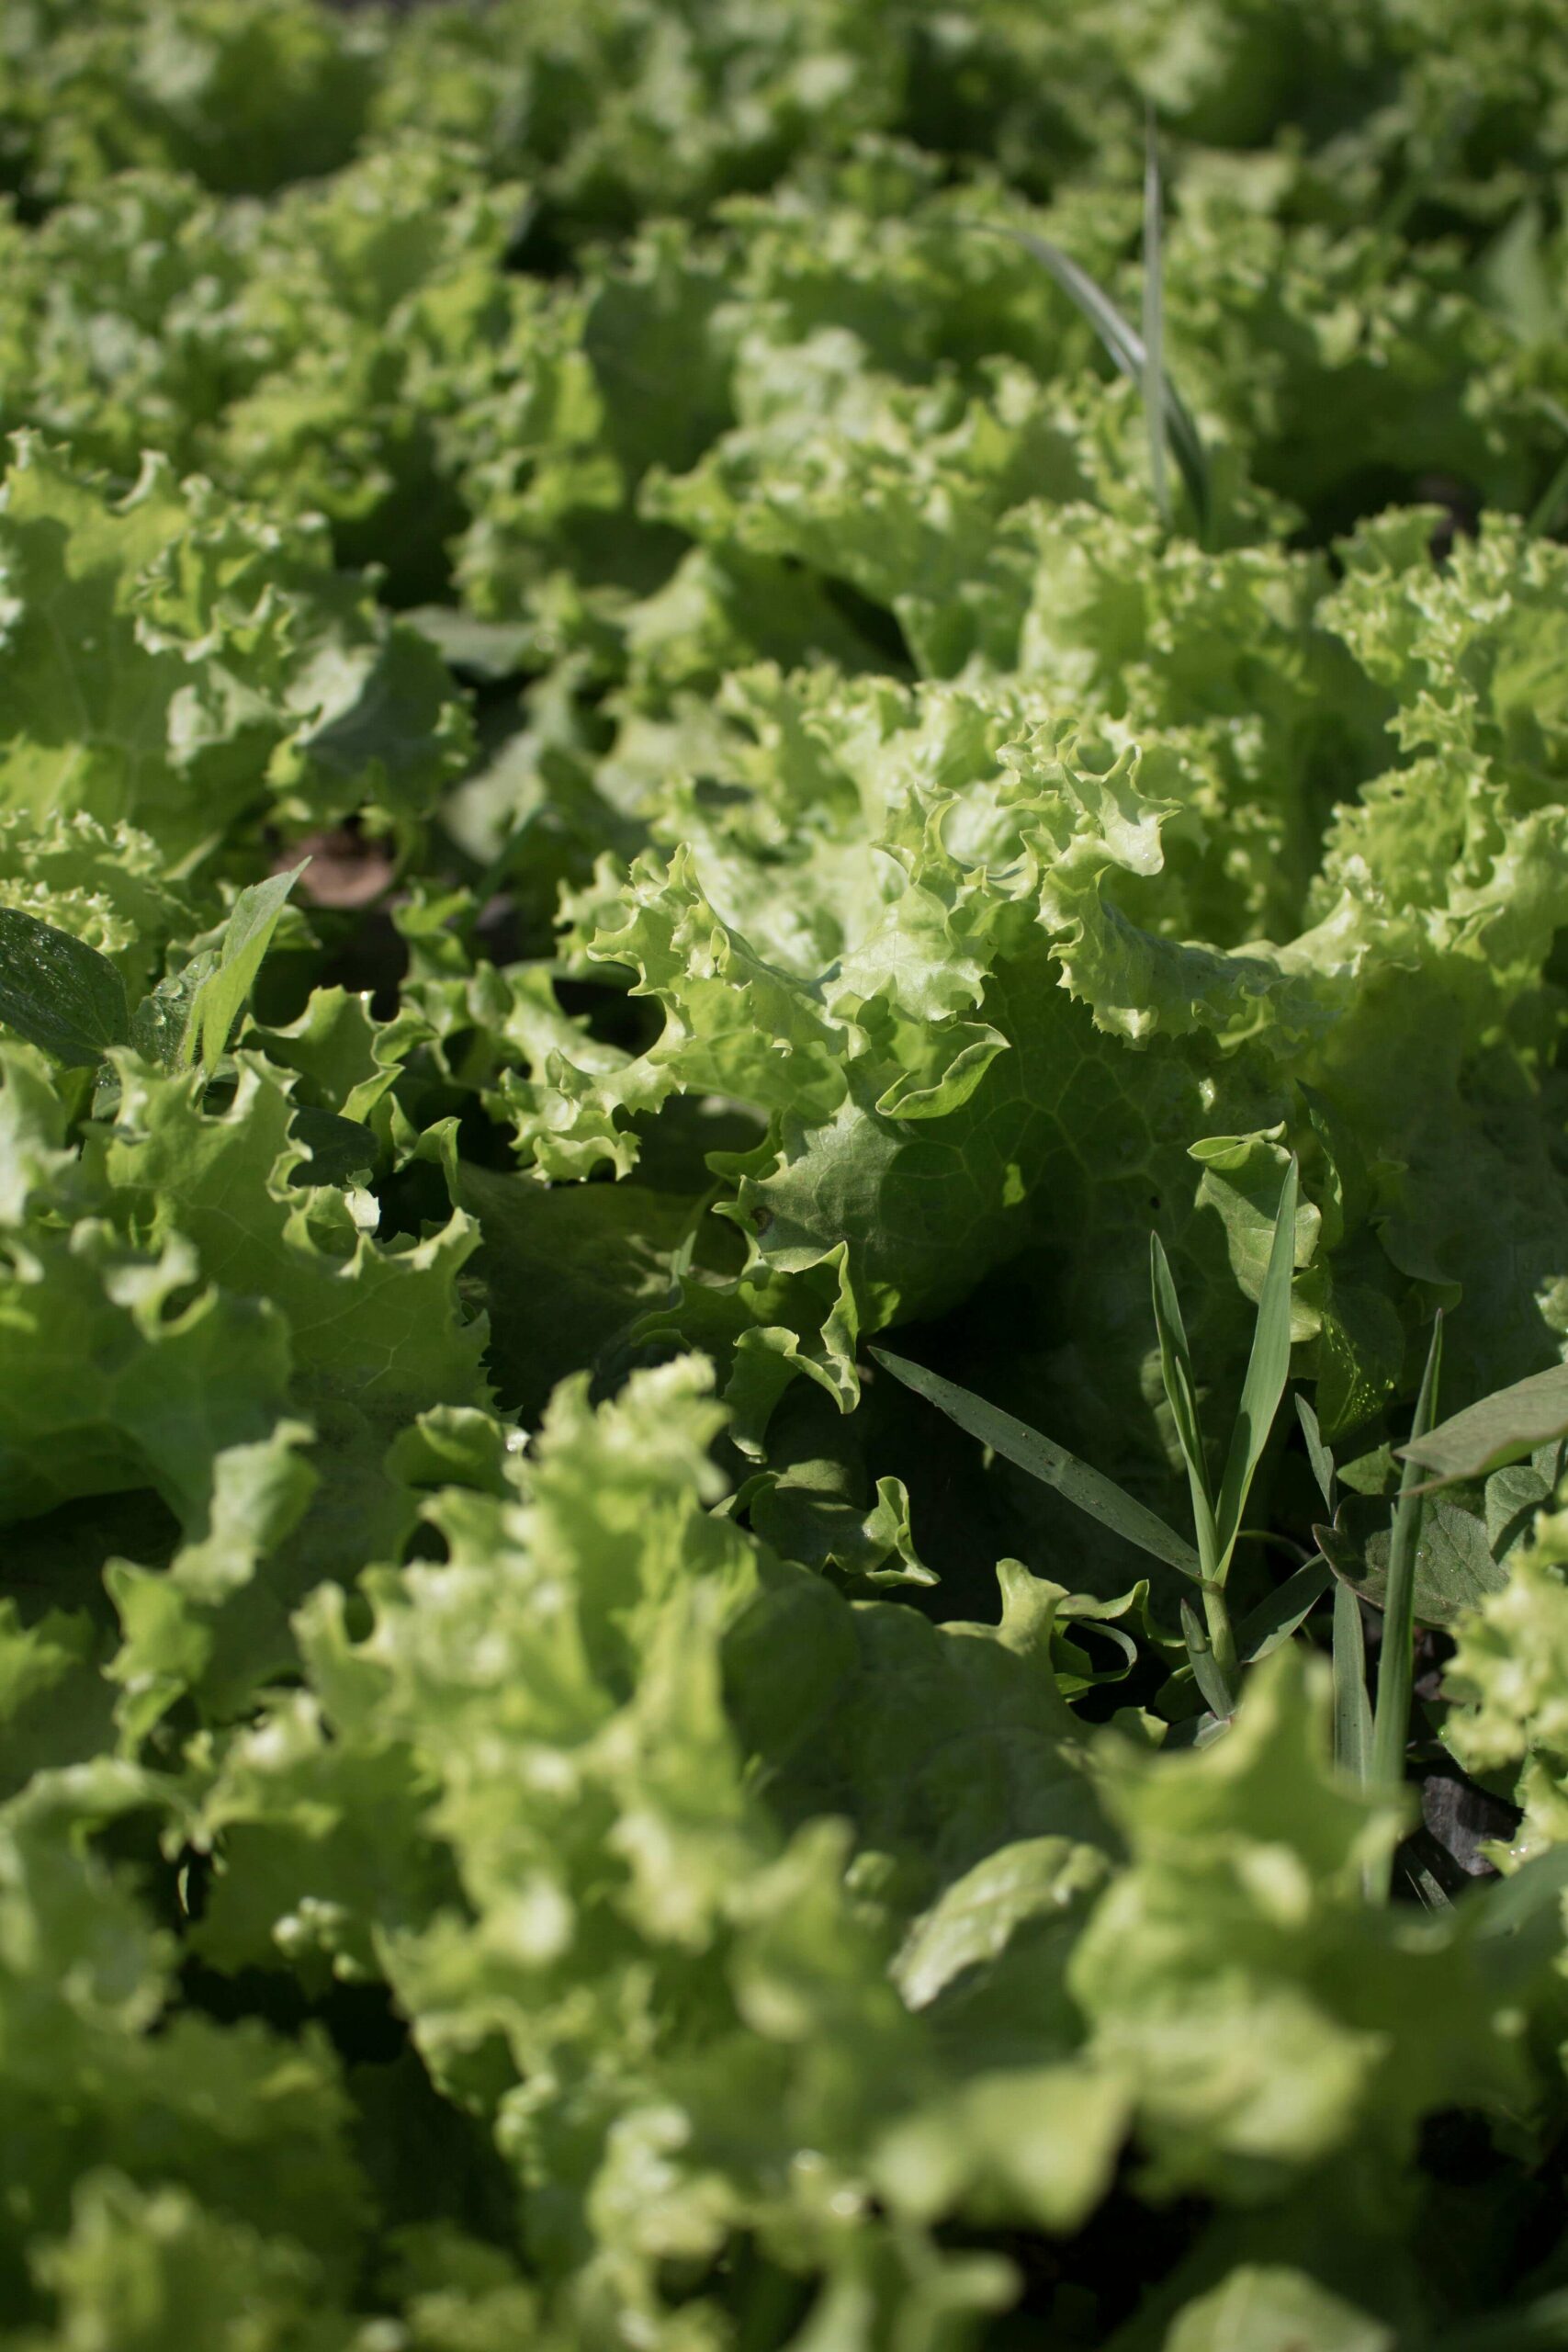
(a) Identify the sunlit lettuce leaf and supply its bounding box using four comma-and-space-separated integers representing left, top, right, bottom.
186, 1359, 1122, 2337
1068, 1648, 1533, 2202
0, 810, 197, 1002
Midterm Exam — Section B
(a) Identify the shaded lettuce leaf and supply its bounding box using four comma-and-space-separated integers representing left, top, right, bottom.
0, 435, 470, 865
0, 1766, 368, 2326
6, 0, 377, 205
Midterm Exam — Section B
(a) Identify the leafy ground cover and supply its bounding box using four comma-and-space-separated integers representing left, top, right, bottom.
9, 1, 1568, 2343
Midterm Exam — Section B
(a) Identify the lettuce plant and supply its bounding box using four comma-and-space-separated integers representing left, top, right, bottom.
4, 5, 1568, 2347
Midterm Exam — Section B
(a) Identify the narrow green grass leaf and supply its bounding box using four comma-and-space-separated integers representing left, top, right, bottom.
1142, 112, 1170, 528
1403, 1855, 1454, 1912
963, 220, 1211, 538
1237, 1555, 1331, 1663
1370, 1316, 1444, 1889
1179, 1596, 1234, 1720
1332, 1577, 1371, 1785
1295, 1392, 1336, 1510
870, 1347, 1201, 1578
1149, 1232, 1217, 1566
1152, 1556, 1328, 1716
1214, 1158, 1299, 1567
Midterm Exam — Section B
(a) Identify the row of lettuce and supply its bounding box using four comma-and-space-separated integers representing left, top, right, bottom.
6, 1, 1568, 2346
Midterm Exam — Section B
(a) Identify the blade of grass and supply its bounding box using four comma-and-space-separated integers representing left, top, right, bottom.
1213, 1158, 1299, 1570
1152, 1555, 1329, 1716
1149, 1238, 1218, 1570
1332, 1577, 1371, 1784
1149, 1235, 1236, 1679
1295, 1392, 1335, 1511
1179, 1596, 1235, 1721
1402, 1853, 1454, 1912
870, 1347, 1201, 1578
1369, 1315, 1444, 1897
1238, 1555, 1331, 1663
961, 220, 1211, 539
1142, 110, 1169, 528
1149, 1234, 1213, 1538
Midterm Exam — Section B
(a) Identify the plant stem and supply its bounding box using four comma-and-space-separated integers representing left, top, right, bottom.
1201, 1578, 1239, 1695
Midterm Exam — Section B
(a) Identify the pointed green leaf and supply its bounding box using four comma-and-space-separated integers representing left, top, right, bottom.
870, 1348, 1201, 1578
0, 907, 130, 1068
1237, 1555, 1331, 1663
1158, 1555, 1330, 1713
1149, 1232, 1217, 1564
1142, 114, 1170, 528
1371, 1317, 1444, 1873
1401, 1853, 1453, 1912
1296, 1393, 1336, 1511
184, 864, 308, 1076
1317, 1491, 1507, 1633
965, 221, 1210, 537
1214, 1158, 1299, 1566
1332, 1579, 1371, 1786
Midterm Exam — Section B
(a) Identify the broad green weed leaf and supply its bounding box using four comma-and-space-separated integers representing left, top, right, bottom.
1400, 1360, 1568, 1488
1318, 1490, 1508, 1633
871, 1348, 1201, 1579
0, 907, 129, 1068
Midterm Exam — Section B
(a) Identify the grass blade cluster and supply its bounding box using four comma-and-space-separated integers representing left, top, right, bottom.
871, 1347, 1201, 1577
